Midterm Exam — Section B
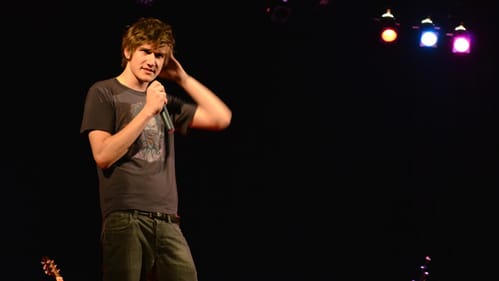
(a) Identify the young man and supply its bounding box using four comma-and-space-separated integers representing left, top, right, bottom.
80, 17, 232, 281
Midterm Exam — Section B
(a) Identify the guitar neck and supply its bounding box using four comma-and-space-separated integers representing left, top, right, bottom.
41, 256, 64, 281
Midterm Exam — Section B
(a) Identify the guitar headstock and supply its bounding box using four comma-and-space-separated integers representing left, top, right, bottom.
41, 256, 63, 281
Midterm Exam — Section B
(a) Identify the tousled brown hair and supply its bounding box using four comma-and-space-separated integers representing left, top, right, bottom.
121, 17, 176, 67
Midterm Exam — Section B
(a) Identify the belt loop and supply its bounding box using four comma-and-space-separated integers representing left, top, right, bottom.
167, 214, 172, 223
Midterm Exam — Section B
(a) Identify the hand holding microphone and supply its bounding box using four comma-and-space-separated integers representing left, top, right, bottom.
148, 80, 175, 133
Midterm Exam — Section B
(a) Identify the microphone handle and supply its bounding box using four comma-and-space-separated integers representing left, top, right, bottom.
161, 105, 175, 133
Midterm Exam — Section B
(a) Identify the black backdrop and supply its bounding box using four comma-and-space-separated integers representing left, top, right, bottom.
12, 1, 499, 281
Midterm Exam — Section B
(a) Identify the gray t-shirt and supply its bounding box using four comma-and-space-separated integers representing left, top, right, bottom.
80, 78, 196, 219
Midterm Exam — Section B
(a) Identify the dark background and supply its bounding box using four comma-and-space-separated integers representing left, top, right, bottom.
11, 1, 498, 281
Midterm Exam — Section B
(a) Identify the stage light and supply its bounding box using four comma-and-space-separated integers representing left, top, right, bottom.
451, 24, 472, 54
377, 9, 400, 43
136, 0, 155, 7
414, 17, 441, 48
266, 0, 292, 24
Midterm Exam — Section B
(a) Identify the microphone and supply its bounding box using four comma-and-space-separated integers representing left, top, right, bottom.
161, 104, 175, 133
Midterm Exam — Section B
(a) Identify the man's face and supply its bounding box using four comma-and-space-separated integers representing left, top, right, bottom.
129, 43, 170, 83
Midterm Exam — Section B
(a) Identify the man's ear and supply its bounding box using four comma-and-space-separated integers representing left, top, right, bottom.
124, 48, 131, 60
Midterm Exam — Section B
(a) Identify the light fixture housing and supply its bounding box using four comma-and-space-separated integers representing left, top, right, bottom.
378, 9, 400, 44
415, 17, 441, 48
451, 24, 472, 54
